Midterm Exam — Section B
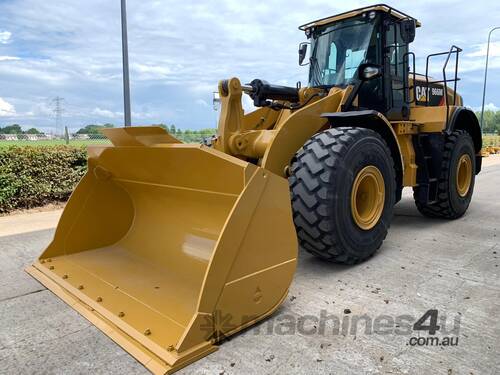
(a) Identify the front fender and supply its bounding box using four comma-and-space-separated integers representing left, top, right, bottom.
261, 88, 351, 176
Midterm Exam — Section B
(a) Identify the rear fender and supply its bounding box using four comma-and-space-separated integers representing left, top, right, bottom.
447, 107, 482, 173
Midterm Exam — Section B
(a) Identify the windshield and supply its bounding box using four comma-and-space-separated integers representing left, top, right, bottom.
309, 17, 379, 87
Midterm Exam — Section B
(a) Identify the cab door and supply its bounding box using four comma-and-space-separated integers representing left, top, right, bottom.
384, 20, 410, 120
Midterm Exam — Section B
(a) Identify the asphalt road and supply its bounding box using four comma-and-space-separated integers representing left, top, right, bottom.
1, 158, 499, 374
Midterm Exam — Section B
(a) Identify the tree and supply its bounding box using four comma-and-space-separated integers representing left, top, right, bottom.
493, 111, 500, 135
25, 128, 41, 134
475, 110, 500, 134
0, 124, 23, 134
76, 124, 114, 134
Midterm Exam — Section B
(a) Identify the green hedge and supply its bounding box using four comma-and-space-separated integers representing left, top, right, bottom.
0, 146, 87, 213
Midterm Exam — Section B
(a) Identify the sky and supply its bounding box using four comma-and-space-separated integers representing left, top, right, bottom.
0, 0, 500, 133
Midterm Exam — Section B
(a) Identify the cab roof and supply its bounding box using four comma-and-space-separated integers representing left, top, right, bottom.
299, 4, 421, 31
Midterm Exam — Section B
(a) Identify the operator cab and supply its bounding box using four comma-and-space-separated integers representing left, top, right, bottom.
299, 4, 419, 120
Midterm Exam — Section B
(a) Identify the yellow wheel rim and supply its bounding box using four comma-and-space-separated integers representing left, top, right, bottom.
456, 154, 472, 197
351, 166, 385, 230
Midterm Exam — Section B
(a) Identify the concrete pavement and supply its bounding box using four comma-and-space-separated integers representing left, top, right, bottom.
0, 209, 62, 238
1, 157, 499, 374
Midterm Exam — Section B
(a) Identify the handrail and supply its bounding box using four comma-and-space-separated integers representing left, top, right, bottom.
425, 45, 462, 127
403, 51, 416, 104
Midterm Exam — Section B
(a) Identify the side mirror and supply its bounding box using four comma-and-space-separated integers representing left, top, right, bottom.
358, 63, 382, 81
400, 19, 416, 43
298, 42, 310, 66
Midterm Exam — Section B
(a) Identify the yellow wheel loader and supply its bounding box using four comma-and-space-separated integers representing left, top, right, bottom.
27, 4, 482, 374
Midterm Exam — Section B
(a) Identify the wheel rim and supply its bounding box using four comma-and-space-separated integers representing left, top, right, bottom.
351, 166, 385, 230
456, 154, 472, 197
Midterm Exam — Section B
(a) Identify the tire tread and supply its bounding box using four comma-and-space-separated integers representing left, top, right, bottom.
413, 130, 474, 219
289, 127, 395, 264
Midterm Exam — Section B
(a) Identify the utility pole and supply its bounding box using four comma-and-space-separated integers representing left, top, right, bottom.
480, 26, 500, 131
52, 96, 64, 136
121, 0, 132, 127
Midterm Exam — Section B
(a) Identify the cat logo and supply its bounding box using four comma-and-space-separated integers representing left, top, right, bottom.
416, 86, 429, 102
415, 84, 444, 106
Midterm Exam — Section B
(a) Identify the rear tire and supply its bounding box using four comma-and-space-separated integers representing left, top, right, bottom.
413, 130, 475, 219
289, 127, 396, 264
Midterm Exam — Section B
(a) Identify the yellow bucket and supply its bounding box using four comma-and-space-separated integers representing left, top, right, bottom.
26, 127, 297, 374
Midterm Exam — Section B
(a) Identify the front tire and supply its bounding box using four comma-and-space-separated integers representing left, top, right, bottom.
289, 127, 396, 264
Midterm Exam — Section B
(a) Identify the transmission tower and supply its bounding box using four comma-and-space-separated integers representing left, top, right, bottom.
52, 96, 64, 136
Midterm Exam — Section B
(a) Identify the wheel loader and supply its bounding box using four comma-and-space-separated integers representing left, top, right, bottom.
27, 4, 482, 374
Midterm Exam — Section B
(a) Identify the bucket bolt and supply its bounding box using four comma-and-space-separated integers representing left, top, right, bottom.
144, 329, 151, 336
96, 297, 103, 302
62, 274, 68, 279
118, 312, 125, 318
78, 285, 84, 290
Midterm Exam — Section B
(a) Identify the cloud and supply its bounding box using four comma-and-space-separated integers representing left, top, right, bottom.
0, 56, 20, 62
467, 42, 500, 58
0, 30, 11, 44
92, 107, 121, 119
132, 63, 171, 79
28, 101, 54, 117
90, 106, 156, 121
242, 94, 257, 113
472, 102, 499, 112
0, 1, 499, 129
0, 97, 16, 116
195, 99, 209, 108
